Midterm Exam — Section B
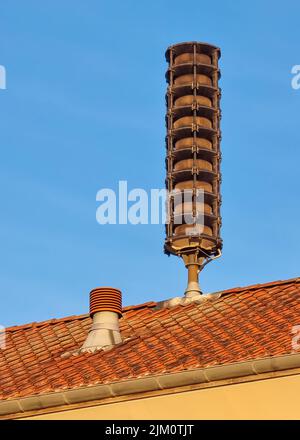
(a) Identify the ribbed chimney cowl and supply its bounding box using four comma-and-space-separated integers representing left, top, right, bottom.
80, 287, 122, 353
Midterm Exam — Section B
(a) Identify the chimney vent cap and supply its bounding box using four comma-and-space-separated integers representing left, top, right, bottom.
89, 287, 122, 318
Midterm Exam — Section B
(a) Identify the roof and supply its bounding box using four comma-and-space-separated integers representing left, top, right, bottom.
1, 277, 300, 401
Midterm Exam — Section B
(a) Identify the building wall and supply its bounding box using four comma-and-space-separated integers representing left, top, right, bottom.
25, 374, 300, 420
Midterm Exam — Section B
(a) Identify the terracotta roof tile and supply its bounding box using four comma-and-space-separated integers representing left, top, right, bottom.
1, 277, 300, 400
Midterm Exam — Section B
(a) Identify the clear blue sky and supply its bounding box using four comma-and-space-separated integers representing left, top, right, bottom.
1, 1, 299, 327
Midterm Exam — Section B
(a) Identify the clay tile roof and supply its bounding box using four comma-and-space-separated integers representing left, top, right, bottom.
1, 277, 300, 400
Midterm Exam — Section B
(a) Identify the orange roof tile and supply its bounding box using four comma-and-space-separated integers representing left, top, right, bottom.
1, 277, 300, 400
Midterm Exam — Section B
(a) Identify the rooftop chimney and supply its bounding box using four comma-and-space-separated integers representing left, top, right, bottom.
164, 41, 223, 297
80, 287, 122, 353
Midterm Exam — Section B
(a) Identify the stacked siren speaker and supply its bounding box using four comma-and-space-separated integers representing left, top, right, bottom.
164, 42, 222, 263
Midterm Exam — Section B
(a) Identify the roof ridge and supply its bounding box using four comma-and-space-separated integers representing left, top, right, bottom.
4, 277, 299, 332
215, 276, 300, 297
5, 301, 158, 333
5, 314, 89, 332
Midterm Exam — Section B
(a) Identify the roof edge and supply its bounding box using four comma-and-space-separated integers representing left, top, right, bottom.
1, 352, 300, 419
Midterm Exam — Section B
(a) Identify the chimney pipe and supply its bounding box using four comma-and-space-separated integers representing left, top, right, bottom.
80, 287, 122, 353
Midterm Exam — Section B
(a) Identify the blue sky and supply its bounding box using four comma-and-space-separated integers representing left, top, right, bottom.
1, 0, 299, 326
